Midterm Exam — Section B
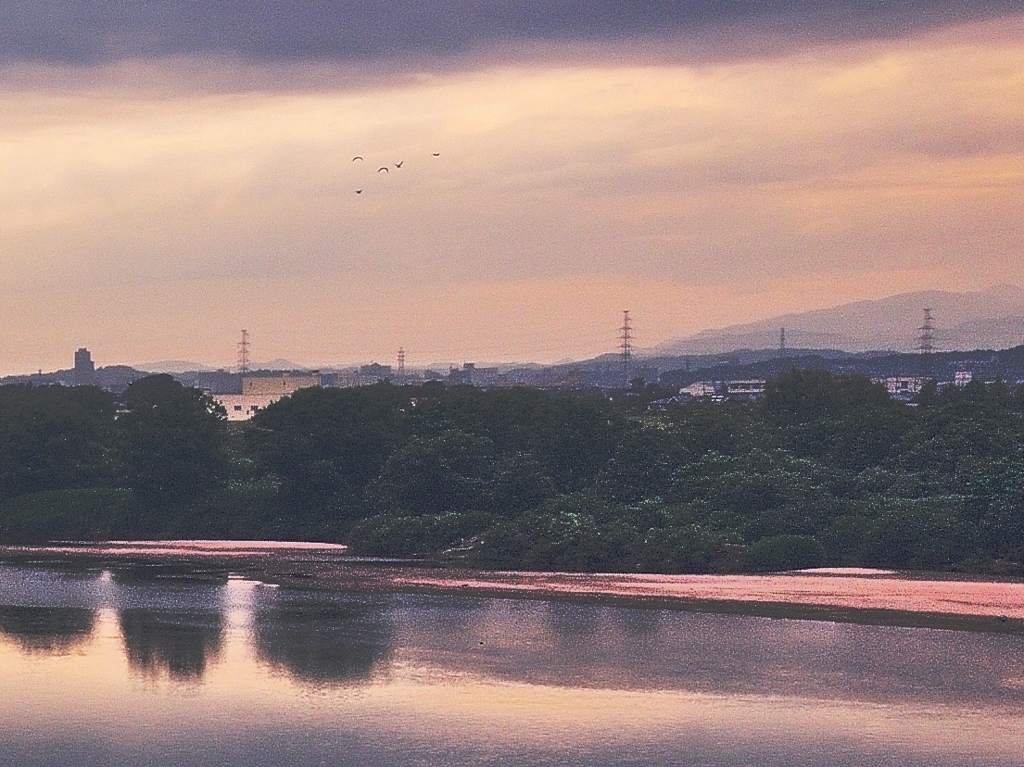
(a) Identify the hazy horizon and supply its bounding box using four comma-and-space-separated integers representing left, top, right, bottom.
5, 281, 1019, 378
1, 2, 1022, 376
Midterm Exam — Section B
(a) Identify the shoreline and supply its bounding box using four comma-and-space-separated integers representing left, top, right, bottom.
2, 542, 1022, 634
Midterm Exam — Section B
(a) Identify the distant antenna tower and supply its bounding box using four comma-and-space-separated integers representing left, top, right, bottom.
779, 327, 787, 358
237, 329, 251, 374
619, 310, 633, 388
397, 347, 406, 382
918, 308, 935, 378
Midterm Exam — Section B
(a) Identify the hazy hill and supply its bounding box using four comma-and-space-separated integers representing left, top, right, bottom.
139, 359, 312, 374
650, 286, 1024, 355
138, 360, 218, 374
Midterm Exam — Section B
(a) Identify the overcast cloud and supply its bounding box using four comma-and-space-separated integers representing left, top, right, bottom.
1, 1, 1021, 66
0, 3, 1021, 373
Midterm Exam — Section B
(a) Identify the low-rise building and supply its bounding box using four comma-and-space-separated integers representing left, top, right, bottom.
678, 380, 766, 401
679, 381, 716, 398
875, 376, 925, 400
448, 363, 475, 385
214, 372, 322, 420
215, 394, 282, 421
242, 372, 321, 396
723, 380, 766, 400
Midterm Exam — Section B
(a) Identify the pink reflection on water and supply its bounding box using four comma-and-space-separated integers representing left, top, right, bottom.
393, 569, 1024, 619
4, 542, 1022, 620
40, 540, 348, 557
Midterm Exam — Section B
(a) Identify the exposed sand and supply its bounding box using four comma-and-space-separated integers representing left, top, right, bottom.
2, 541, 1022, 633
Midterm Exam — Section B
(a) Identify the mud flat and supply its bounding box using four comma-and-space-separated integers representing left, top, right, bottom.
2, 541, 1021, 633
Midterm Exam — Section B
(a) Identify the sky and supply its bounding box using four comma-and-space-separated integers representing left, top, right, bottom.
0, 1, 1022, 374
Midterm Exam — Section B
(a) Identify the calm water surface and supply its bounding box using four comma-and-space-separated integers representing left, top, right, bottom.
2, 561, 1023, 766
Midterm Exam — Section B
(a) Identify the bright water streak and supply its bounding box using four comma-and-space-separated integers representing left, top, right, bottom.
1, 562, 1024, 766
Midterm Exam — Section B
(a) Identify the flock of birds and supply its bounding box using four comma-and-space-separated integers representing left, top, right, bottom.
351, 151, 441, 194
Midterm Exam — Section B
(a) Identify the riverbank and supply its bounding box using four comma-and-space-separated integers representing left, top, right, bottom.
2, 541, 1022, 634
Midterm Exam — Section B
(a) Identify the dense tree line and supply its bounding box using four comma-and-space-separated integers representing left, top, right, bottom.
2, 371, 1024, 574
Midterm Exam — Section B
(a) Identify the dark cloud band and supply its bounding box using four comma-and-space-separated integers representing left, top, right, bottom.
0, 1, 1019, 66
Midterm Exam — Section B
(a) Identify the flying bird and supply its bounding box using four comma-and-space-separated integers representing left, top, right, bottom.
352, 156, 363, 161
432, 152, 440, 157
355, 189, 363, 194
378, 167, 389, 173
395, 161, 404, 168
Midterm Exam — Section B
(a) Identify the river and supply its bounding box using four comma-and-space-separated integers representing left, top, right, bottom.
2, 554, 1023, 766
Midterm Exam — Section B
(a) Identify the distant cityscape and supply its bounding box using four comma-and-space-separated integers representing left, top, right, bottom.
3, 290, 1023, 421
7, 288, 1024, 403
4, 329, 1024, 421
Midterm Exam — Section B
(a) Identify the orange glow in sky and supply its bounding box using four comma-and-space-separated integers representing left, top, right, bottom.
0, 15, 1021, 373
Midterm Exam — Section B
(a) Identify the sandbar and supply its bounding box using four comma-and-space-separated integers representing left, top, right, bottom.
1, 541, 1021, 633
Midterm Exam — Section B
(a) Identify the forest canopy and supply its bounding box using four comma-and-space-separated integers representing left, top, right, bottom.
1, 372, 1023, 575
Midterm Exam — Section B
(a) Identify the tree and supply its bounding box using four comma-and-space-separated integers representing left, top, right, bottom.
760, 369, 912, 471
406, 386, 621, 492
118, 375, 227, 503
370, 431, 495, 516
247, 384, 408, 513
0, 384, 116, 500
744, 535, 825, 572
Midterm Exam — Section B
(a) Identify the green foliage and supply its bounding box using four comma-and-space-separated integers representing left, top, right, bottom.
487, 452, 558, 516
631, 523, 733, 574
0, 488, 135, 543
369, 430, 497, 516
406, 386, 621, 491
475, 496, 612, 570
662, 400, 770, 457
981, 483, 1024, 561
761, 369, 912, 471
0, 385, 116, 500
853, 496, 977, 570
895, 396, 1024, 478
367, 430, 557, 518
595, 421, 681, 503
347, 511, 495, 557
743, 535, 825, 572
8, 375, 1024, 576
813, 494, 977, 570
669, 449, 839, 539
484, 505, 630, 572
467, 494, 735, 573
248, 384, 408, 512
118, 375, 228, 504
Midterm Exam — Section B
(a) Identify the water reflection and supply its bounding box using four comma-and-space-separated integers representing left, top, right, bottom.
117, 608, 224, 680
110, 562, 230, 587
0, 606, 96, 653
252, 590, 393, 685
4, 561, 1024, 766
391, 597, 1024, 705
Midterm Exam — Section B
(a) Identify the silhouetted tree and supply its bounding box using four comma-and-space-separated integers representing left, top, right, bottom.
248, 384, 408, 514
118, 375, 227, 503
0, 384, 116, 499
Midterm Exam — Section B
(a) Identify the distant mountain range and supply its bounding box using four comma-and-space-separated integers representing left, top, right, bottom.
137, 360, 218, 374
649, 286, 1024, 356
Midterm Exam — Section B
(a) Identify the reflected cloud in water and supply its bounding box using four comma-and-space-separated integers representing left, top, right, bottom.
391, 597, 1024, 705
0, 605, 96, 654
4, 562, 1024, 765
3, 560, 1024, 704
252, 589, 393, 686
0, 563, 105, 609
